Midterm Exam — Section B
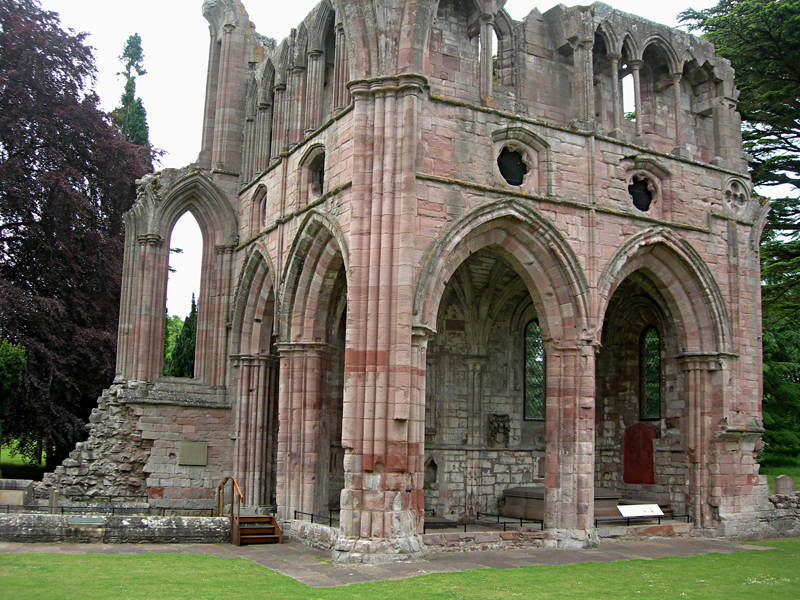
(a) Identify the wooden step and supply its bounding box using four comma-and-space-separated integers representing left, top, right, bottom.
233, 515, 282, 545
239, 525, 277, 534
239, 534, 281, 545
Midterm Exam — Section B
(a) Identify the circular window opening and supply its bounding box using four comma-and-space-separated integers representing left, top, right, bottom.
628, 176, 653, 212
497, 147, 528, 186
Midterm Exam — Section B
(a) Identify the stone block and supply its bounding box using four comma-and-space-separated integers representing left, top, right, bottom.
774, 475, 794, 495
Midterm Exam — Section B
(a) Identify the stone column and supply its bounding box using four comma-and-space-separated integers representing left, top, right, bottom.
678, 354, 723, 530
608, 52, 623, 138
255, 93, 273, 173
333, 23, 350, 112
275, 343, 335, 520
572, 36, 595, 129
270, 83, 287, 159
288, 65, 307, 146
199, 30, 221, 169
197, 244, 234, 386
630, 60, 644, 140
465, 357, 486, 518
479, 14, 494, 104
236, 354, 279, 506
544, 342, 597, 547
133, 234, 166, 382
334, 76, 427, 564
211, 24, 235, 169
305, 49, 325, 134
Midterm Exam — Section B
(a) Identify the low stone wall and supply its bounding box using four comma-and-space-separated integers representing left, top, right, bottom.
0, 514, 229, 544
595, 522, 693, 540
289, 519, 339, 551
422, 529, 551, 552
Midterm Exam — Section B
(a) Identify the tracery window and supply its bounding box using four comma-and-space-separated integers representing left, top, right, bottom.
524, 320, 545, 420
640, 326, 661, 420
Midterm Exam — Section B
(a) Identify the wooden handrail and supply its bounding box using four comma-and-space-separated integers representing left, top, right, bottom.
216, 476, 243, 544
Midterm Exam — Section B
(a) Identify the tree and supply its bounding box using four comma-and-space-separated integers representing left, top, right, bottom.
680, 0, 800, 225
165, 296, 197, 378
111, 33, 149, 146
163, 314, 184, 369
681, 0, 800, 457
0, 0, 151, 466
0, 340, 26, 446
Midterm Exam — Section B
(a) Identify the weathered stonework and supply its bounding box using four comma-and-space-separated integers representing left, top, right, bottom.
0, 514, 229, 544
39, 0, 783, 561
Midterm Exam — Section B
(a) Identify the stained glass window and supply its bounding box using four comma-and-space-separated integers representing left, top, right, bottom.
641, 327, 660, 420
524, 320, 545, 420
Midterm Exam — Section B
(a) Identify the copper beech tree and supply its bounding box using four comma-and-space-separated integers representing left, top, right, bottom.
0, 0, 152, 465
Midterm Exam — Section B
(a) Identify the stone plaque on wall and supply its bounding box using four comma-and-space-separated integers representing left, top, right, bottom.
178, 441, 208, 466
623, 423, 656, 484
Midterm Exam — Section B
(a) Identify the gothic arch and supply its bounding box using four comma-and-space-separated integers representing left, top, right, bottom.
308, 0, 335, 51
151, 172, 238, 248
230, 243, 278, 357
414, 199, 590, 346
597, 227, 732, 354
279, 210, 350, 343
640, 35, 680, 73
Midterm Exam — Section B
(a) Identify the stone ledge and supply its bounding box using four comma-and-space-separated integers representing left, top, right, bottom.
423, 529, 551, 552
0, 514, 230, 544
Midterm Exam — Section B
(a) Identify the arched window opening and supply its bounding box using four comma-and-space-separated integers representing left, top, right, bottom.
424, 459, 438, 490
310, 152, 325, 197
628, 175, 653, 211
621, 67, 635, 122
498, 147, 527, 186
524, 320, 545, 420
640, 326, 661, 420
492, 28, 499, 82
164, 212, 202, 378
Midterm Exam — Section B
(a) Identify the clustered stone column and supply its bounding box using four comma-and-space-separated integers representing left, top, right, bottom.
234, 354, 279, 506
334, 75, 427, 563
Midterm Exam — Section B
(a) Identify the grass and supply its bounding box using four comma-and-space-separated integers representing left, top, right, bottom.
0, 538, 799, 600
0, 443, 47, 481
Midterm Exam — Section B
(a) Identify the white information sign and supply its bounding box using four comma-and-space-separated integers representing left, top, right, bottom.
617, 504, 664, 518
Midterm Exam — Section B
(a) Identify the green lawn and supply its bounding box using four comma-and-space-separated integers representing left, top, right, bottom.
762, 465, 800, 492
0, 443, 47, 481
1, 539, 799, 600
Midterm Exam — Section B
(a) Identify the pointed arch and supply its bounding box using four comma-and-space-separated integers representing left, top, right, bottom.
279, 210, 350, 343
597, 227, 732, 354
230, 242, 278, 357
152, 171, 238, 248
413, 199, 590, 346
308, 0, 335, 51
640, 35, 681, 73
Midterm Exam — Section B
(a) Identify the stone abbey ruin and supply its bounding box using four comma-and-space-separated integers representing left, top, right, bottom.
39, 0, 786, 561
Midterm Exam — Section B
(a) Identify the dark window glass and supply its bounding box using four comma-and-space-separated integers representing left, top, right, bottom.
524, 320, 545, 420
641, 327, 660, 419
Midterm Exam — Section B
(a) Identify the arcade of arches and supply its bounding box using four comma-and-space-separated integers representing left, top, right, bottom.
38, 0, 775, 562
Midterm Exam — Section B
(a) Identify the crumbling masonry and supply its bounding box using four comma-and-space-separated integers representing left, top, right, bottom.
40, 0, 779, 561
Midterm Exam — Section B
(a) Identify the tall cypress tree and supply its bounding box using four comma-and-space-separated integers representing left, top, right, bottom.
166, 295, 196, 378
112, 33, 149, 146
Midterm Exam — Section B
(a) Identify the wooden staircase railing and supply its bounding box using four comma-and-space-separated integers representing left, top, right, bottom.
216, 476, 282, 545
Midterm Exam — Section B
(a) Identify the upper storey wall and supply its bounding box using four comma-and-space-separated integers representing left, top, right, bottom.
200, 0, 746, 190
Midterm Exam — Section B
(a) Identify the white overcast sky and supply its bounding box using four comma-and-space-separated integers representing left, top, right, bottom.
40, 0, 715, 316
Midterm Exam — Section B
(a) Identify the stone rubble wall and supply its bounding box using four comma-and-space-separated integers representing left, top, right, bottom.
36, 384, 149, 498
717, 493, 800, 540
289, 519, 340, 552
0, 514, 230, 544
